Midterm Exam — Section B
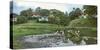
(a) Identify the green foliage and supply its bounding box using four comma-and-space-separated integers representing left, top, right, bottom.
50, 9, 65, 18
64, 28, 82, 44
58, 11, 70, 26
74, 8, 82, 17
48, 17, 60, 24
69, 8, 82, 20
35, 7, 41, 14
64, 27, 97, 44
65, 28, 97, 37
20, 8, 33, 19
49, 9, 70, 26
15, 16, 28, 24
39, 9, 50, 16
83, 5, 97, 16
68, 18, 97, 27
60, 17, 71, 26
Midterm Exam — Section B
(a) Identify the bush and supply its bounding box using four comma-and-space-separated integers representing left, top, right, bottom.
15, 16, 28, 24
60, 17, 71, 26
64, 28, 82, 44
68, 18, 97, 27
48, 17, 59, 24
64, 28, 97, 44
48, 17, 71, 26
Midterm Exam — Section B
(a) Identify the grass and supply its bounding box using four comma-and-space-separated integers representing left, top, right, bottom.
12, 20, 62, 49
12, 19, 97, 48
13, 20, 60, 37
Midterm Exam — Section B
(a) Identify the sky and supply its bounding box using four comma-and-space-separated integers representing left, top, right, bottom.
12, 1, 83, 15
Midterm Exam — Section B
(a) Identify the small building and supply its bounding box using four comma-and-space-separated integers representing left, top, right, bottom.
32, 13, 40, 18
38, 16, 48, 22
32, 13, 49, 22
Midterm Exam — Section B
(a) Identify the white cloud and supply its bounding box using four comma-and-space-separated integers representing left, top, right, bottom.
13, 1, 83, 14
14, 1, 68, 12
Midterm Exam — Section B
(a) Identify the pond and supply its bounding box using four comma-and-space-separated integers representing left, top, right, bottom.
20, 31, 87, 48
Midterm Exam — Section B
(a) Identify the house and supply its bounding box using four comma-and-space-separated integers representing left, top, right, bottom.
38, 16, 48, 22
32, 13, 49, 22
32, 13, 40, 18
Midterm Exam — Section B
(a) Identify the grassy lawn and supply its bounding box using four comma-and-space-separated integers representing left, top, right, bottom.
13, 20, 61, 37
12, 20, 97, 48
13, 20, 62, 48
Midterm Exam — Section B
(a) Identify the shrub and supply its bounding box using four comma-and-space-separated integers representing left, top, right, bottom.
64, 28, 82, 44
60, 17, 71, 26
15, 16, 28, 24
68, 18, 97, 27
64, 27, 97, 44
48, 17, 59, 24
48, 17, 71, 26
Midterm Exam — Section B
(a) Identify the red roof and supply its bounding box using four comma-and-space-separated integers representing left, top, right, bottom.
33, 13, 40, 15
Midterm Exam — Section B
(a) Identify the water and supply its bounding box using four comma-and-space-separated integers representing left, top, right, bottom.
21, 32, 86, 48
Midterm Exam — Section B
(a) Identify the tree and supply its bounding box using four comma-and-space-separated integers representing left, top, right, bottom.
35, 7, 41, 14
69, 8, 82, 20
49, 9, 64, 24
60, 16, 71, 26
69, 8, 76, 20
15, 16, 28, 24
20, 8, 33, 17
65, 11, 69, 17
74, 8, 82, 17
49, 9, 71, 26
39, 9, 50, 16
50, 9, 64, 17
83, 5, 97, 17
